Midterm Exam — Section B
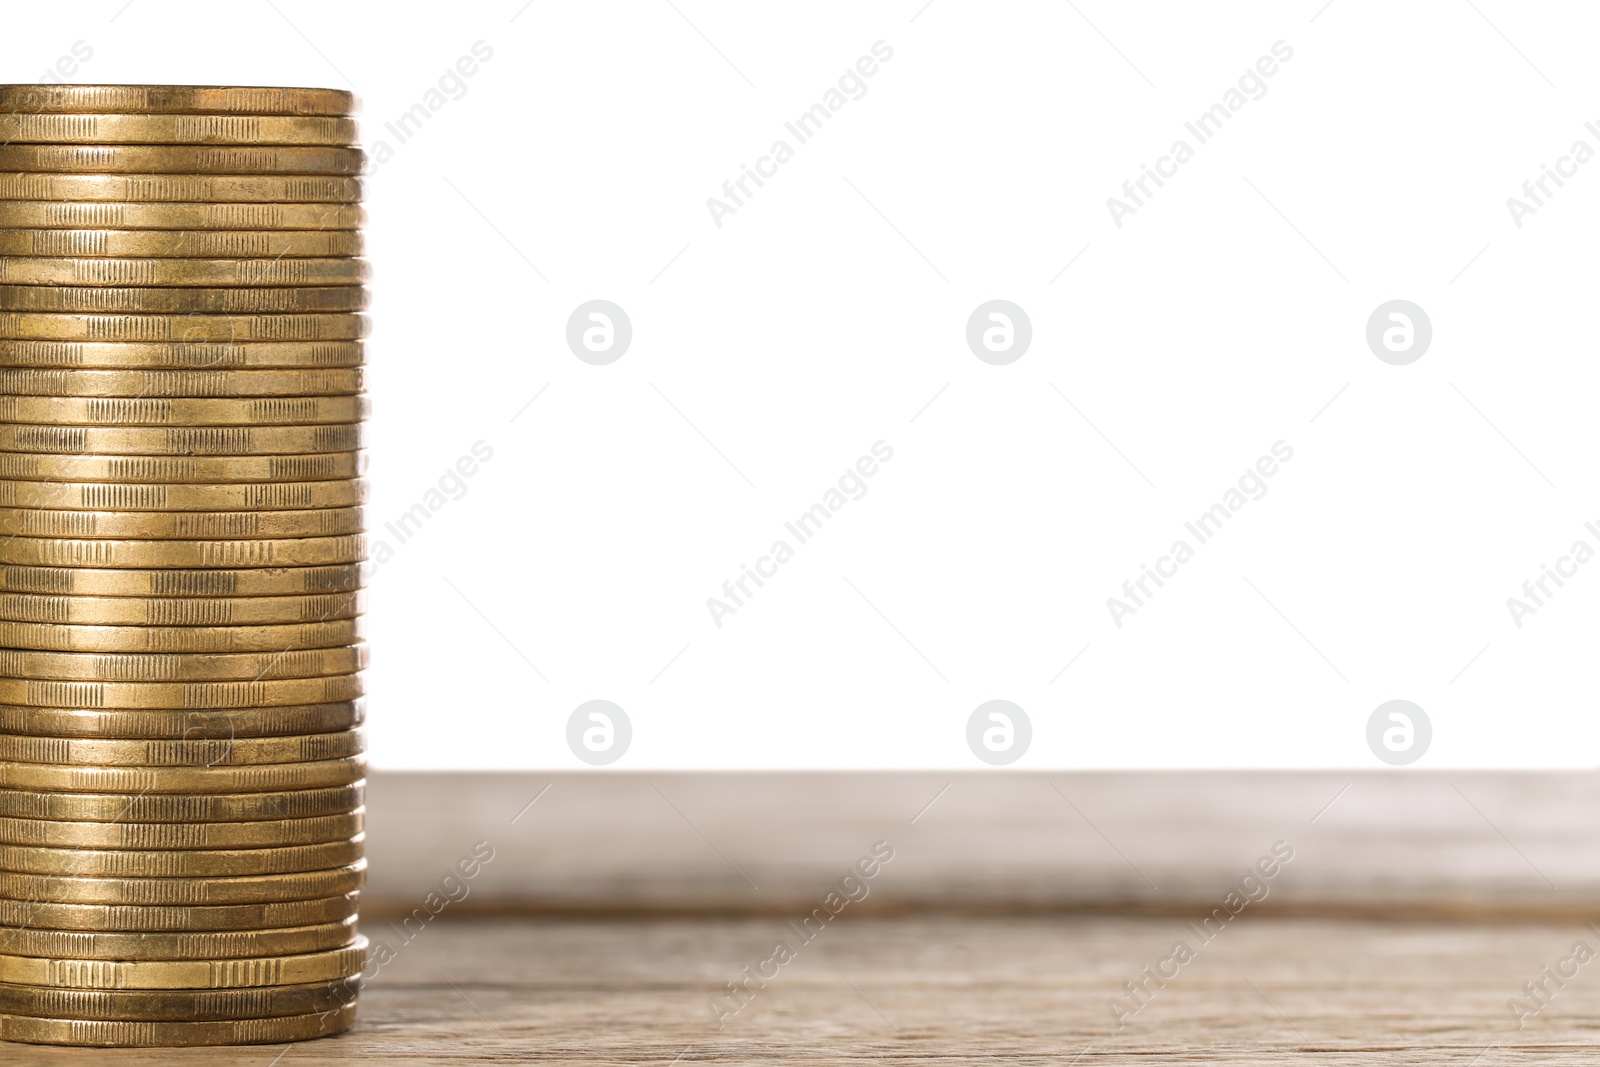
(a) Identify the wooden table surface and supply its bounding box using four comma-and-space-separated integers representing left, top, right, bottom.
5, 772, 1594, 1062
363, 771, 1600, 918
6, 914, 1600, 1064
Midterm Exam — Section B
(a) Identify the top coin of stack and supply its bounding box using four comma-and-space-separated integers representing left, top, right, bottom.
0, 85, 368, 1049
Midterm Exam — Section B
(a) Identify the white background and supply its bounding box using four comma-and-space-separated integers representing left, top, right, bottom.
3, 0, 1596, 769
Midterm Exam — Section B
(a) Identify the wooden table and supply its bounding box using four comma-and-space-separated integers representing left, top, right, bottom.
7, 914, 1600, 1064
7, 771, 1597, 1063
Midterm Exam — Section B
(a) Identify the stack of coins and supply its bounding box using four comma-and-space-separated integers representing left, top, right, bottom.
0, 85, 368, 1048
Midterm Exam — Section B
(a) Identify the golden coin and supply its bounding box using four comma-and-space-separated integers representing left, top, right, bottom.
0, 841, 363, 881
0, 562, 366, 595
0, 229, 363, 258
0, 950, 364, 1000
0, 200, 365, 231
0, 863, 366, 906
0, 480, 367, 510
0, 507, 364, 539
0, 1003, 358, 1046
0, 366, 366, 397
0, 85, 357, 116
0, 286, 368, 314
0, 311, 368, 342
0, 644, 366, 682
0, 145, 365, 175
0, 784, 363, 822
0, 704, 363, 745
0, 938, 365, 988
0, 730, 363, 766
0, 756, 365, 793
0, 617, 360, 652
0, 893, 359, 933
0, 918, 357, 962
0, 452, 366, 483
0, 673, 365, 709
0, 173, 361, 204
0, 591, 364, 625
0, 394, 369, 424
0, 977, 358, 1022
0, 703, 363, 742
0, 618, 363, 653
0, 114, 359, 146
0, 424, 364, 454
0, 836, 363, 878
0, 257, 369, 288
0, 450, 367, 482
29, 613, 384, 661
0, 535, 367, 568
0, 812, 362, 849
0, 339, 363, 369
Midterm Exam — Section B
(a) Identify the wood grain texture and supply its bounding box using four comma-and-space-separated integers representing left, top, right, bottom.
5, 772, 1596, 1061
5, 916, 1600, 1064
363, 770, 1600, 918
